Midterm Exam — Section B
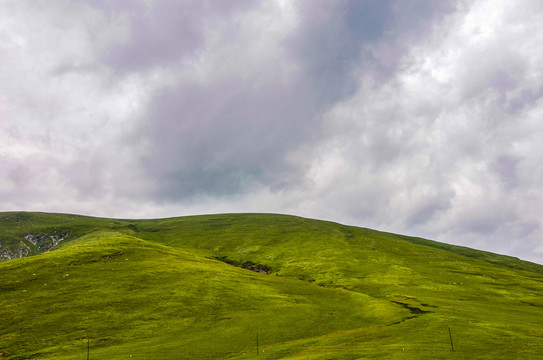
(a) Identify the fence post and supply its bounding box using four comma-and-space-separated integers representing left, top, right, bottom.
448, 327, 454, 351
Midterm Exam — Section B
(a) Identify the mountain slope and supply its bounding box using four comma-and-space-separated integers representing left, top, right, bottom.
0, 212, 542, 359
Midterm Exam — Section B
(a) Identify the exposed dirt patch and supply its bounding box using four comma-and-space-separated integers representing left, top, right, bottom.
386, 299, 434, 326
390, 301, 433, 314
213, 255, 272, 274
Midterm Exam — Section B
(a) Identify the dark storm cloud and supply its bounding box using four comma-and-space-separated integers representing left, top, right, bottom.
140, 76, 318, 199
133, 0, 456, 201
286, 0, 393, 102
139, 1, 377, 200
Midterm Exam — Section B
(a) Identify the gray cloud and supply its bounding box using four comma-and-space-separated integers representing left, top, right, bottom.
508, 86, 543, 113
494, 155, 520, 190
140, 79, 316, 199
286, 0, 392, 102
135, 0, 454, 201
100, 0, 257, 72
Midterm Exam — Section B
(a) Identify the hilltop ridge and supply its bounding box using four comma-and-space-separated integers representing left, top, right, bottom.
1, 211, 541, 273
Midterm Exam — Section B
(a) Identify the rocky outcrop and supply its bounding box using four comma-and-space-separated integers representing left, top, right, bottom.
0, 231, 70, 261
23, 231, 70, 252
0, 242, 30, 261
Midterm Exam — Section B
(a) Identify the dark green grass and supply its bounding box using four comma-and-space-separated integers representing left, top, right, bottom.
1, 212, 543, 359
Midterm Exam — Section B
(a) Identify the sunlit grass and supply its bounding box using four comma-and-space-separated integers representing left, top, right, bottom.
1, 212, 542, 359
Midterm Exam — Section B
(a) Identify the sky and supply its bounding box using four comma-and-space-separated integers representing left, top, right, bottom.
2, 0, 543, 264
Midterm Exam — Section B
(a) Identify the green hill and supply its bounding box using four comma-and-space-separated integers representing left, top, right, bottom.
1, 212, 542, 359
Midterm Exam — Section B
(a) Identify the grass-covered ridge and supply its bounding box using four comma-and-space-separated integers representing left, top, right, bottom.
1, 212, 542, 359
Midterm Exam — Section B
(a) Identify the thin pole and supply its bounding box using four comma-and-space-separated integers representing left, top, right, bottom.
448, 327, 454, 352
87, 338, 90, 360
256, 332, 259, 356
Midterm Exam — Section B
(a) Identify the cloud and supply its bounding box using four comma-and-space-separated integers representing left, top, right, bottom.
296, 0, 543, 262
99, 0, 258, 72
1, 0, 543, 264
130, 0, 399, 200
133, 0, 457, 201
122, 1, 308, 199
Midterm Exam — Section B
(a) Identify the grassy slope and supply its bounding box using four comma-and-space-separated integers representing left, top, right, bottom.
1, 212, 542, 359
